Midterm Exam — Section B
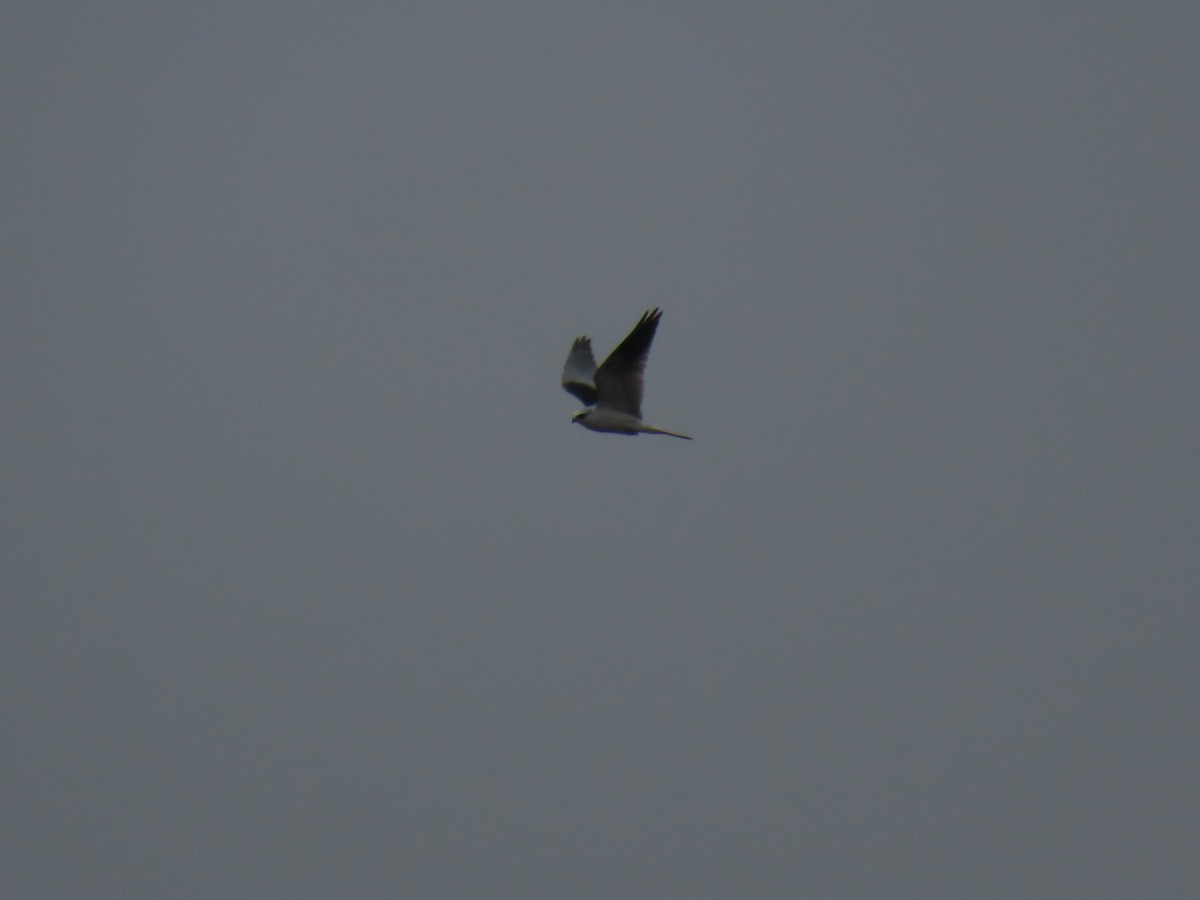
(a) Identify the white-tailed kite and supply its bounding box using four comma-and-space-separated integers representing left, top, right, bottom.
561, 308, 692, 440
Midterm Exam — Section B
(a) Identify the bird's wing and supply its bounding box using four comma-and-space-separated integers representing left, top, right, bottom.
561, 336, 598, 406
594, 308, 662, 419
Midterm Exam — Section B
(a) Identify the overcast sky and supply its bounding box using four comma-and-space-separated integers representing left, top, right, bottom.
4, 3, 1198, 897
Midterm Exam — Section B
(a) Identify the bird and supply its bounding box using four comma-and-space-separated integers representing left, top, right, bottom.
561, 308, 692, 439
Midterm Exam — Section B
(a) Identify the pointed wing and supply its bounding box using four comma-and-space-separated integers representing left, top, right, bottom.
594, 308, 662, 418
561, 336, 598, 405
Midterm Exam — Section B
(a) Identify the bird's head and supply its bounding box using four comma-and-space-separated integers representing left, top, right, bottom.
571, 409, 591, 425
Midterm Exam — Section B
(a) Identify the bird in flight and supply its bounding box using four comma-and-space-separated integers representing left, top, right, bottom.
561, 308, 691, 439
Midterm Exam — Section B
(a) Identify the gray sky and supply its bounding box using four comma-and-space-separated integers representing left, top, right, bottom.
4, 3, 1198, 897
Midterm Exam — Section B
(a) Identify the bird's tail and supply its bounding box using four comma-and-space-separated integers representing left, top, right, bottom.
644, 425, 692, 440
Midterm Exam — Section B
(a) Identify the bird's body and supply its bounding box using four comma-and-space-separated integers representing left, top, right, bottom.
561, 308, 691, 440
571, 407, 692, 439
